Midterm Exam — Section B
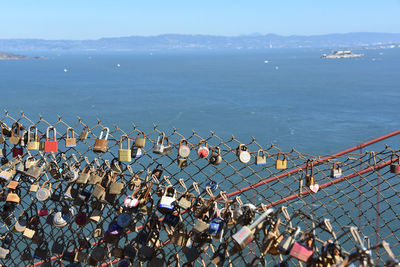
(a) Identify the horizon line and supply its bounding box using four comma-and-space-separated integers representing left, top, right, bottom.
1, 31, 400, 41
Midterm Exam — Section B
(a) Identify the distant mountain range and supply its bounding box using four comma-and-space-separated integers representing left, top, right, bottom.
1, 32, 400, 51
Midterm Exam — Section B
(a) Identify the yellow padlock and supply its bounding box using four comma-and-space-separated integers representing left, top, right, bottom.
275, 153, 287, 169
118, 135, 131, 162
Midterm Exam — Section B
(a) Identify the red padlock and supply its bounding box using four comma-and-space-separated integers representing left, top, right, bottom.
44, 126, 58, 153
38, 209, 49, 216
75, 212, 88, 226
390, 153, 400, 174
12, 146, 23, 158
198, 140, 209, 158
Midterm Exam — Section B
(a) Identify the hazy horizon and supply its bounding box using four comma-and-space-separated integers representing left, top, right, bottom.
1, 1, 399, 39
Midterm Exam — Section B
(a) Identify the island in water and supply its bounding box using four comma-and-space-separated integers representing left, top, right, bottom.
0, 51, 47, 60
321, 50, 364, 59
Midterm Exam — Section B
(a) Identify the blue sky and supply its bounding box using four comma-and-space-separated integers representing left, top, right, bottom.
1, 0, 399, 39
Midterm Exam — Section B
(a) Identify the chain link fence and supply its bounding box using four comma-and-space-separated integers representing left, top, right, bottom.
0, 111, 399, 266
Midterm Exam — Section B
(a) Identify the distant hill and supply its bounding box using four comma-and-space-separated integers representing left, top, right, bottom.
1, 32, 400, 51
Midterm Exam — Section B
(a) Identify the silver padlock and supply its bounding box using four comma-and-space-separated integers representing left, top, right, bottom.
232, 208, 274, 251
153, 132, 166, 154
157, 186, 176, 214
277, 226, 301, 254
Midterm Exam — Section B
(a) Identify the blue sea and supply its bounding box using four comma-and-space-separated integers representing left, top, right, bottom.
1, 48, 400, 154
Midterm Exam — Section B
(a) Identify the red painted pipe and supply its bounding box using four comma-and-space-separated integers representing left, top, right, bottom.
226, 129, 400, 198
265, 158, 393, 208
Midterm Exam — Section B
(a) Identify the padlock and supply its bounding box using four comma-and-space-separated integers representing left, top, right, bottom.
158, 186, 177, 214
237, 144, 251, 164
255, 149, 267, 165
36, 181, 52, 202
76, 165, 91, 184
26, 162, 44, 180
234, 203, 256, 226
51, 236, 65, 255
44, 126, 58, 153
27, 126, 39, 150
12, 146, 23, 158
93, 127, 109, 153
331, 163, 343, 178
0, 124, 5, 144
169, 223, 188, 246
208, 218, 225, 237
153, 132, 166, 154
0, 166, 14, 182
178, 139, 191, 158
164, 213, 180, 227
277, 226, 301, 254
390, 154, 400, 174
135, 131, 146, 148
178, 192, 194, 210
9, 123, 21, 145
198, 140, 209, 158
305, 160, 314, 187
91, 245, 107, 262
34, 242, 49, 260
65, 127, 77, 148
162, 137, 173, 156
151, 164, 163, 180
0, 143, 4, 158
289, 240, 314, 262
109, 174, 125, 195
79, 125, 90, 141
192, 218, 210, 233
177, 157, 188, 168
132, 146, 143, 159
209, 146, 222, 165
232, 208, 274, 251
118, 134, 131, 162
261, 218, 282, 255
276, 153, 287, 169
6, 191, 20, 203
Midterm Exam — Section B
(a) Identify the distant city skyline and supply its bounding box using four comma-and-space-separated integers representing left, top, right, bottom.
1, 0, 399, 39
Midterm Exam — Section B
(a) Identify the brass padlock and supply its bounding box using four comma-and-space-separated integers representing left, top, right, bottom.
9, 123, 21, 145
256, 149, 267, 165
65, 127, 76, 148
276, 153, 287, 169
93, 127, 109, 153
118, 134, 131, 162
135, 131, 146, 148
27, 126, 39, 150
305, 160, 314, 187
79, 125, 90, 141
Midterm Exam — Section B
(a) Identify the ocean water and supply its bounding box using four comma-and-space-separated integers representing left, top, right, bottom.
1, 48, 399, 155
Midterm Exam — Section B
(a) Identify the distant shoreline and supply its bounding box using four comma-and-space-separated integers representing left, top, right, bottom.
0, 51, 47, 60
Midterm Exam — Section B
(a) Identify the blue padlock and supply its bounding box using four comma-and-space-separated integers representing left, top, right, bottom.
208, 218, 225, 236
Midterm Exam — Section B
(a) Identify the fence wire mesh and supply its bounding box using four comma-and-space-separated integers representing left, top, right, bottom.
0, 111, 399, 267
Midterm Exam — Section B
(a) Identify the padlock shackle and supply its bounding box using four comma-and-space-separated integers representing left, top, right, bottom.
66, 127, 74, 138
305, 159, 314, 176
11, 122, 21, 137
277, 152, 286, 160
28, 125, 38, 142
157, 132, 165, 144
179, 138, 188, 146
248, 208, 274, 231
390, 153, 400, 164
198, 139, 208, 148
98, 127, 109, 140
46, 126, 57, 141
136, 131, 146, 138
119, 134, 130, 149
238, 144, 248, 151
257, 149, 265, 157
